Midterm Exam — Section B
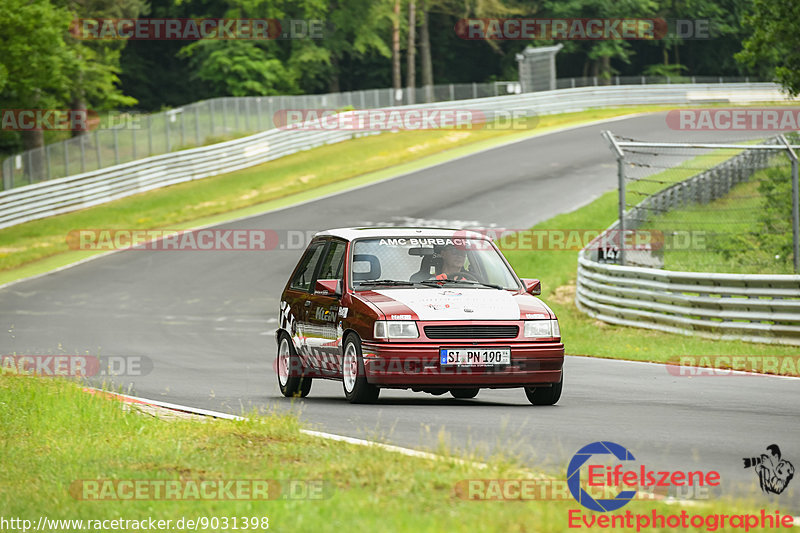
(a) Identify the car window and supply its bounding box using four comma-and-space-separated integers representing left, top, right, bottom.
290, 241, 326, 291
350, 237, 520, 289
317, 240, 347, 281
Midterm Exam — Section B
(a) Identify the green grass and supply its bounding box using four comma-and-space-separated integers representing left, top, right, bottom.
0, 374, 771, 532
642, 173, 795, 275
0, 105, 674, 279
500, 190, 800, 367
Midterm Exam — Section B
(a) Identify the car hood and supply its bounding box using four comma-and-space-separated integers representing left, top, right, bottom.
361, 288, 552, 321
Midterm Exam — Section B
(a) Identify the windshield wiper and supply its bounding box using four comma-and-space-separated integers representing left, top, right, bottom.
356, 279, 415, 287
419, 278, 505, 290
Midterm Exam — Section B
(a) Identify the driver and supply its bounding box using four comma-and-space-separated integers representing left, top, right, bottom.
435, 244, 472, 281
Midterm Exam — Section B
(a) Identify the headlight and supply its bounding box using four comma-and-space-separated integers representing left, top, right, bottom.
524, 319, 559, 339
374, 320, 419, 339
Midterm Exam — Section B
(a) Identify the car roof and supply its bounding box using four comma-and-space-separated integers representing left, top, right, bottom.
314, 227, 493, 241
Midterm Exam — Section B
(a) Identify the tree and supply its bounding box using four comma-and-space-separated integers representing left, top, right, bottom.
736, 0, 800, 95
407, 0, 416, 103
57, 0, 146, 136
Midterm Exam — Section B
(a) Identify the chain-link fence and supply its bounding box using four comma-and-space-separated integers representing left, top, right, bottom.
0, 83, 507, 191
602, 132, 800, 274
1, 76, 767, 191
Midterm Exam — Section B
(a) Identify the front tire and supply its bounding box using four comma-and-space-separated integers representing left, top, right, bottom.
342, 334, 380, 404
524, 373, 562, 405
277, 334, 312, 398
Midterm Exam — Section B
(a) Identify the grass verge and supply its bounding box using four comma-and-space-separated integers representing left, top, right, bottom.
0, 373, 770, 532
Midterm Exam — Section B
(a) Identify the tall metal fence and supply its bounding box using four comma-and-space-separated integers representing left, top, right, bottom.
0, 76, 767, 191
601, 133, 799, 274
576, 133, 800, 345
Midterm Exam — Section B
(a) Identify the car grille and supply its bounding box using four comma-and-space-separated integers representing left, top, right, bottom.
423, 325, 519, 339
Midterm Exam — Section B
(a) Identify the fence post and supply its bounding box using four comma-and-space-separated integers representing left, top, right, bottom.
95, 130, 102, 169
449, 84, 454, 101
604, 130, 626, 266
195, 105, 201, 144
2, 158, 10, 190
235, 98, 241, 131
62, 141, 69, 177
45, 146, 51, 181
180, 110, 186, 148
132, 125, 137, 160
26, 151, 33, 184
165, 114, 171, 153
148, 115, 153, 156
780, 135, 800, 273
80, 136, 86, 173
113, 128, 120, 165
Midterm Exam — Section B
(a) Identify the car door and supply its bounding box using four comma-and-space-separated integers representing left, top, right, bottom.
283, 239, 327, 369
305, 239, 347, 376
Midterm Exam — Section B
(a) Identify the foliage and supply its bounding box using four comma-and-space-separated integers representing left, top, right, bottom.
737, 0, 800, 95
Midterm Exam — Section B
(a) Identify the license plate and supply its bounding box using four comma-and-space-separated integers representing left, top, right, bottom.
439, 348, 510, 366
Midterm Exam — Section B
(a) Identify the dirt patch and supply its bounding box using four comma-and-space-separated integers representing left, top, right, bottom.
549, 281, 576, 306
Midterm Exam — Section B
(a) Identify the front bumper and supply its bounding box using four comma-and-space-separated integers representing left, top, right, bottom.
361, 340, 564, 388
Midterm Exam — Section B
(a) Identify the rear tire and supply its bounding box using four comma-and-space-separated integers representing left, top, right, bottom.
342, 334, 380, 404
524, 373, 562, 405
277, 334, 312, 398
450, 388, 479, 399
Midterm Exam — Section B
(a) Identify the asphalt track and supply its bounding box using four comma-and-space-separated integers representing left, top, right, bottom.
2, 112, 798, 508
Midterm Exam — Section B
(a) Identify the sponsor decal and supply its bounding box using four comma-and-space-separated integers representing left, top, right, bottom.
372, 289, 521, 321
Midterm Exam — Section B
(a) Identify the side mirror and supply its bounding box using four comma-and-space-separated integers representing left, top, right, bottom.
315, 279, 342, 296
522, 278, 541, 296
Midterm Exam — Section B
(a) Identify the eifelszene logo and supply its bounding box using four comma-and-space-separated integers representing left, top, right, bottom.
743, 444, 795, 495
567, 441, 721, 512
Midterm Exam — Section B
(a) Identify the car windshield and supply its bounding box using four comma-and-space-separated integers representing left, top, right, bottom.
350, 237, 520, 290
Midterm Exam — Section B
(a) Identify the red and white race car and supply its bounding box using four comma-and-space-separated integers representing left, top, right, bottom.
276, 227, 564, 404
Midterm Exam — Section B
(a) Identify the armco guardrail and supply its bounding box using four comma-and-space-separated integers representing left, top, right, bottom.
576, 254, 800, 345
0, 83, 792, 230
577, 139, 800, 346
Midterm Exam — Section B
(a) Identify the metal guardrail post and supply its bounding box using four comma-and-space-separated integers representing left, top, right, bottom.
604, 130, 626, 265
780, 134, 800, 273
